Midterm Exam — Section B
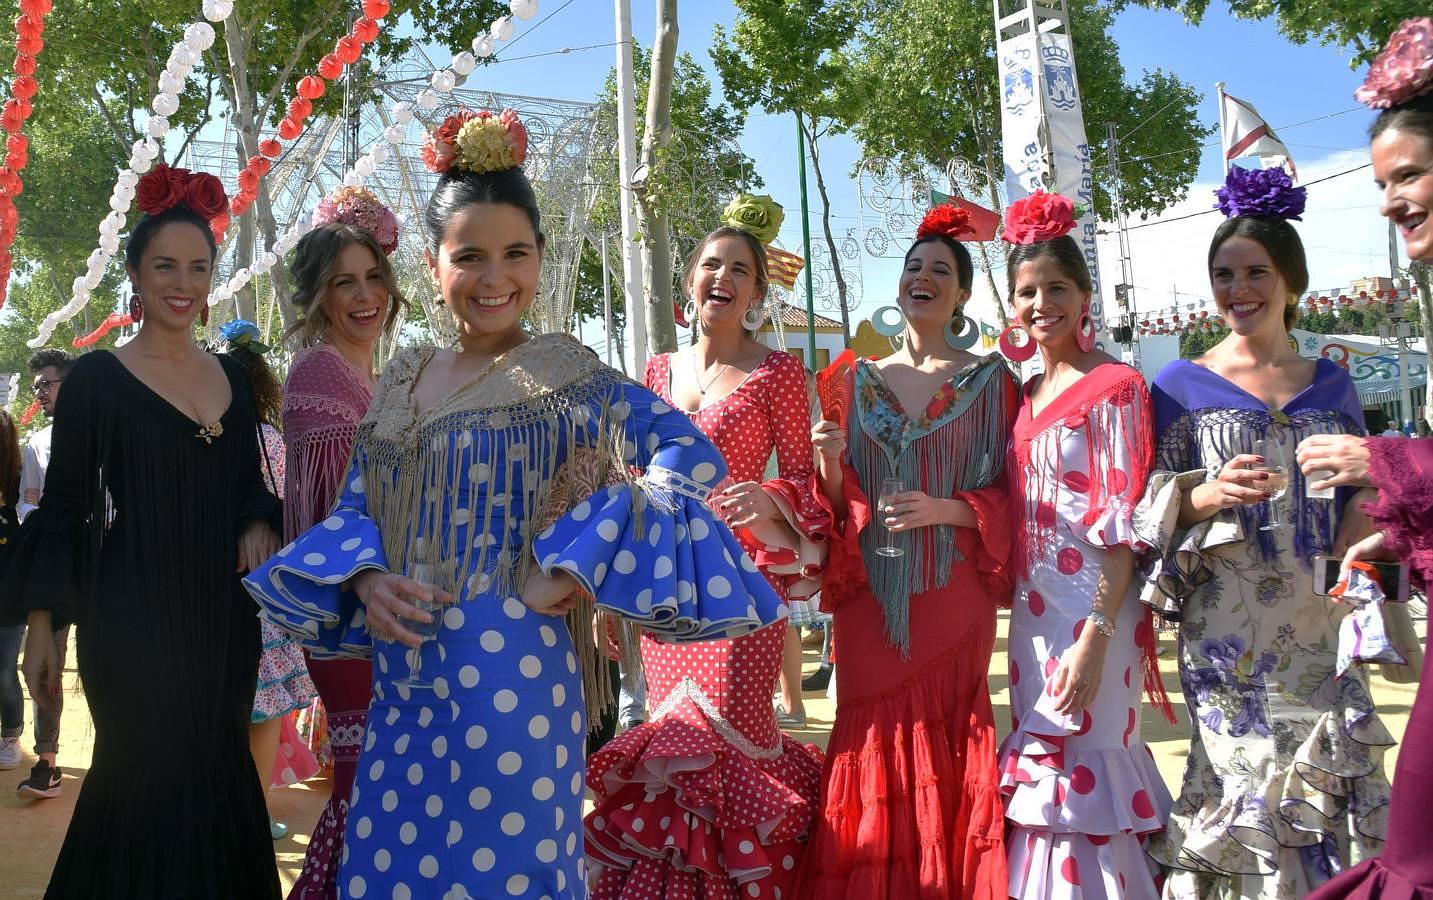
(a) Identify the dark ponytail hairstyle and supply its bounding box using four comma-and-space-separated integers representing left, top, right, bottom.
124, 205, 218, 276
905, 234, 975, 292
1005, 235, 1093, 296
423, 167, 543, 255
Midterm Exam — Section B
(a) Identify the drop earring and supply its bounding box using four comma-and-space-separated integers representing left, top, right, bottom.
128, 292, 143, 323
944, 314, 979, 350
998, 324, 1036, 362
684, 299, 698, 328
741, 302, 767, 331
199, 304, 210, 327
1075, 303, 1096, 353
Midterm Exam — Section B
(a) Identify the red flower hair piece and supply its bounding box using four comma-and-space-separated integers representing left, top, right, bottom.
1356, 17, 1433, 109
135, 163, 228, 222
1001, 190, 1078, 245
916, 203, 976, 241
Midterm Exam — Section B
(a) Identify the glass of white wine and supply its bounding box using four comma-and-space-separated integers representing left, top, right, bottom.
877, 477, 905, 558
1251, 439, 1290, 532
394, 562, 446, 688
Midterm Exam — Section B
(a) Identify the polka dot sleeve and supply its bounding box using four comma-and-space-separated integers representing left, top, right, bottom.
1069, 372, 1155, 551
532, 380, 789, 642
243, 446, 388, 659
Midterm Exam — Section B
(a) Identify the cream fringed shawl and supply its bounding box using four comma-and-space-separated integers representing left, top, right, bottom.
357, 334, 630, 718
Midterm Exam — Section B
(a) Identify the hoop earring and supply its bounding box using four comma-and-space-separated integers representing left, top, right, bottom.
741, 303, 767, 331
871, 305, 905, 337
199, 304, 210, 327
944, 315, 979, 351
128, 292, 143, 323
683, 299, 698, 327
1075, 304, 1096, 353
998, 324, 1036, 362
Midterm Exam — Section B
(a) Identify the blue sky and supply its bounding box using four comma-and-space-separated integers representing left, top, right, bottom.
416, 1, 1393, 334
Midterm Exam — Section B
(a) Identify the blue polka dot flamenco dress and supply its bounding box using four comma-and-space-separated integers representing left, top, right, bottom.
244, 335, 787, 900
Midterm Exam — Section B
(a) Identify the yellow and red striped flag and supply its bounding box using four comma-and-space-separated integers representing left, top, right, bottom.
765, 245, 805, 291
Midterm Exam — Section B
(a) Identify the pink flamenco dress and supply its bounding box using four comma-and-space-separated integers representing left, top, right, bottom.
584, 350, 829, 899
797, 354, 1016, 900
1308, 436, 1433, 900
279, 344, 375, 899
999, 363, 1175, 900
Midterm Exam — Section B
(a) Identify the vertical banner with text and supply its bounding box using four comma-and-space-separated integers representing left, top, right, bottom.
997, 28, 1107, 346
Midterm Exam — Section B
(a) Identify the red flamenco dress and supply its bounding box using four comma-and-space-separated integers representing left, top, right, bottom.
585, 350, 830, 899
1309, 436, 1433, 900
797, 354, 1017, 900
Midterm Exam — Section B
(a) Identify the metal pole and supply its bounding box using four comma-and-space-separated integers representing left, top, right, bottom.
602, 230, 614, 366
796, 115, 817, 365
614, 0, 645, 376
1216, 81, 1229, 174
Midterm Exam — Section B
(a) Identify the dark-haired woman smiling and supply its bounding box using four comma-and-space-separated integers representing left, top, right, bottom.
0, 165, 282, 898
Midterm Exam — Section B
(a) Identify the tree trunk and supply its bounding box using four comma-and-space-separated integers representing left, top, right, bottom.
637, 0, 679, 355
800, 113, 850, 345
977, 135, 1010, 329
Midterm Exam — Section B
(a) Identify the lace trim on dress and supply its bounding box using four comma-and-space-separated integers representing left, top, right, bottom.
649, 675, 783, 760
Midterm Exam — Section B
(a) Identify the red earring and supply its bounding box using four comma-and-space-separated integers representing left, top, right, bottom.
998, 324, 1036, 362
199, 304, 209, 327
128, 293, 143, 323
1075, 304, 1096, 353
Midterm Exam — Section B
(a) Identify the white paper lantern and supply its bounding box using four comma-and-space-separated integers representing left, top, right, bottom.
232, 267, 251, 286
202, 0, 234, 22
431, 69, 456, 93
450, 51, 476, 76
109, 193, 130, 213
491, 16, 514, 41
184, 22, 216, 52
82, 271, 104, 291
99, 233, 120, 254
152, 92, 180, 117
114, 183, 135, 203
145, 116, 170, 139
472, 34, 496, 58
355, 156, 375, 177
261, 251, 278, 268
389, 101, 413, 125
383, 124, 406, 145
170, 45, 196, 69
369, 143, 390, 164
415, 89, 438, 111
510, 0, 538, 20
117, 170, 139, 189
158, 71, 183, 96
342, 171, 364, 188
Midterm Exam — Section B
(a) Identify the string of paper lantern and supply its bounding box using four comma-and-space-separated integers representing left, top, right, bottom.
206, 0, 539, 310
0, 0, 53, 310
72, 311, 134, 347
28, 9, 221, 348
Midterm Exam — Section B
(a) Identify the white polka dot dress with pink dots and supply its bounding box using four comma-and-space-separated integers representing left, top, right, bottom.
999, 364, 1172, 900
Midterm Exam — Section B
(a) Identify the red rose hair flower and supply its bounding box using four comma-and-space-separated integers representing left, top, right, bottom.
135, 163, 229, 223
916, 202, 976, 241
1001, 190, 1078, 245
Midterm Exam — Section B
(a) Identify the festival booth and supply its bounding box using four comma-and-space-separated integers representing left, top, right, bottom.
1290, 328, 1427, 423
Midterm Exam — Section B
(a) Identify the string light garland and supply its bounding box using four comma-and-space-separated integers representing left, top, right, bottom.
0, 0, 53, 310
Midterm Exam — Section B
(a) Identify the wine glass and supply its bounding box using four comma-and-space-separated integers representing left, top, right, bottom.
876, 477, 905, 558
1251, 439, 1290, 532
394, 562, 446, 688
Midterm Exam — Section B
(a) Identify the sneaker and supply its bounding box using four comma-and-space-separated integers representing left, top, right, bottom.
0, 737, 20, 770
17, 760, 60, 799
270, 816, 289, 841
801, 663, 833, 692
775, 703, 807, 730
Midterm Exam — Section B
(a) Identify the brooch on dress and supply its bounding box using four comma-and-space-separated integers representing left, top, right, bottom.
195, 421, 224, 444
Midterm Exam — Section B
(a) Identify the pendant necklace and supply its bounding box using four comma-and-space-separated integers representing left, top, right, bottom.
692, 351, 732, 396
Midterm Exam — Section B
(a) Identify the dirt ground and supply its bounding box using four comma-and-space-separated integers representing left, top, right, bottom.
0, 611, 1418, 896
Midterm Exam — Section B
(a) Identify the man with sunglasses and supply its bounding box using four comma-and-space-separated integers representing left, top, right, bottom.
0, 348, 75, 799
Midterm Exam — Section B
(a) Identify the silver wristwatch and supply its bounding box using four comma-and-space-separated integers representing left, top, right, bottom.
1086, 611, 1116, 636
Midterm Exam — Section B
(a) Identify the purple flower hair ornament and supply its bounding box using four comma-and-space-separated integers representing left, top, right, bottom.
1356, 17, 1433, 110
1214, 164, 1307, 221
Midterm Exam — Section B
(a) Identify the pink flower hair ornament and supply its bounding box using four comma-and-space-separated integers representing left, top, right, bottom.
312, 185, 400, 255
421, 107, 529, 176
1356, 17, 1433, 110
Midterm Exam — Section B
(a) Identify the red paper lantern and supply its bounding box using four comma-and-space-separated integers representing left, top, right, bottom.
335, 35, 361, 64
237, 168, 259, 195
352, 16, 379, 42
16, 36, 42, 56
362, 0, 390, 18
297, 75, 325, 100
317, 53, 343, 80
0, 168, 23, 197
277, 117, 302, 140
210, 212, 229, 243
259, 138, 281, 158
12, 54, 34, 76
286, 97, 313, 121
231, 195, 252, 216
1, 101, 25, 133
15, 14, 43, 41
10, 75, 36, 101
18, 0, 52, 17
247, 155, 271, 177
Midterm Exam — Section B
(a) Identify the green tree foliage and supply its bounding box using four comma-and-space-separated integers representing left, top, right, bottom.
1112, 0, 1425, 65
849, 0, 1209, 222
575, 46, 756, 326
711, 0, 862, 339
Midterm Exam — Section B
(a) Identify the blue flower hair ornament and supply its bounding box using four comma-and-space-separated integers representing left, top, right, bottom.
1214, 164, 1307, 221
220, 318, 270, 355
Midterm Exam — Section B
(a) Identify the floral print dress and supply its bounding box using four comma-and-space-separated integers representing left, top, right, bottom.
1140, 360, 1393, 900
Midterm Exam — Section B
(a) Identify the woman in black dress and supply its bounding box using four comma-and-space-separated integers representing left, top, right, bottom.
0, 165, 282, 898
